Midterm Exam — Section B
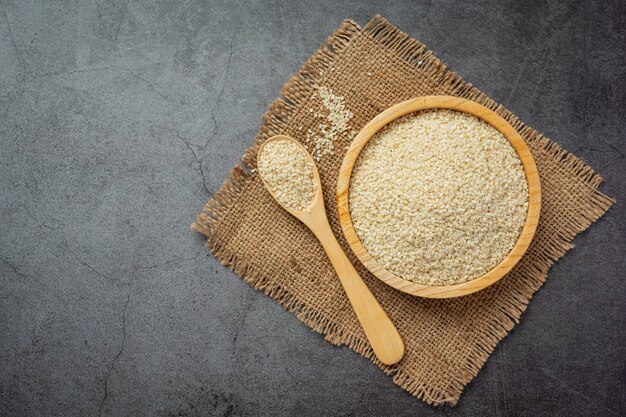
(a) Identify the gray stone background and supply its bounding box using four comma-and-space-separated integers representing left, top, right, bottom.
1, 0, 624, 416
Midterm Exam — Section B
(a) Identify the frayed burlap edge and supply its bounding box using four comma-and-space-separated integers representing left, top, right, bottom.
192, 16, 614, 406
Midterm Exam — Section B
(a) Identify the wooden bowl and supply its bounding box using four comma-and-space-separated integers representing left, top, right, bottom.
336, 96, 541, 298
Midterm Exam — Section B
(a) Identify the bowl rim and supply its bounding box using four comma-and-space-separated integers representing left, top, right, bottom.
335, 95, 542, 298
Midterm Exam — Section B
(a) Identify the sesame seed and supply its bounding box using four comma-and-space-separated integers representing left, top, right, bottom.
307, 86, 354, 161
258, 140, 317, 211
349, 110, 529, 286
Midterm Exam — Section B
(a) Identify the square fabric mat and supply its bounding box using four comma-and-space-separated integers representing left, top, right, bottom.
192, 16, 613, 405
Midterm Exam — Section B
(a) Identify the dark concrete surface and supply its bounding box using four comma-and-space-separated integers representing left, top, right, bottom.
1, 0, 624, 416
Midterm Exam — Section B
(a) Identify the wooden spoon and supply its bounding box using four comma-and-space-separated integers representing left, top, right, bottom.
257, 135, 404, 365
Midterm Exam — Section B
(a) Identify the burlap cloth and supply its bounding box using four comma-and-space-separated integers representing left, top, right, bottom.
192, 16, 614, 406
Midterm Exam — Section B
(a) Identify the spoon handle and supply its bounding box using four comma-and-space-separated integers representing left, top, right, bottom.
313, 222, 405, 365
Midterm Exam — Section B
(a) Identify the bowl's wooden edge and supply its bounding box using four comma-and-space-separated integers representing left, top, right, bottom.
336, 96, 542, 299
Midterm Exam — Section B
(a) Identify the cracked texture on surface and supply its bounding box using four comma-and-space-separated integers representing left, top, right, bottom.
0, 0, 624, 416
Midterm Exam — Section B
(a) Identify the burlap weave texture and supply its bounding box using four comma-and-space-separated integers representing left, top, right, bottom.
192, 16, 613, 405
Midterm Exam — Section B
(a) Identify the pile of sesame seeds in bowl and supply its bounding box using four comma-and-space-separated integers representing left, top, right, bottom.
348, 109, 529, 287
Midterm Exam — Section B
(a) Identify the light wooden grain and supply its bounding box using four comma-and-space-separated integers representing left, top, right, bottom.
258, 135, 405, 365
336, 96, 542, 299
